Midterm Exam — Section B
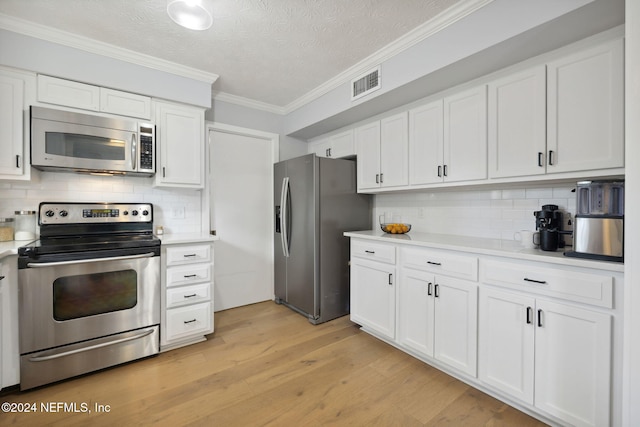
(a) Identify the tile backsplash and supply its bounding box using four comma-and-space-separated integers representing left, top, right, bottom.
0, 171, 203, 236
374, 185, 577, 242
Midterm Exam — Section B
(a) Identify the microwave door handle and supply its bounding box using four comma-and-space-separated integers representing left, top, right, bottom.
131, 133, 137, 171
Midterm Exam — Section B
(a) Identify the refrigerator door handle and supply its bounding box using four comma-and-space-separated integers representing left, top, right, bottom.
280, 177, 290, 257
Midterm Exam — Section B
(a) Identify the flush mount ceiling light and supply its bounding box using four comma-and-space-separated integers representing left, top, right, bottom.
167, 0, 213, 31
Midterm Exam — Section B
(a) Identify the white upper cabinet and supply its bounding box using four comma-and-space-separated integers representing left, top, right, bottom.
356, 112, 408, 192
546, 39, 624, 173
309, 129, 355, 159
488, 66, 547, 178
37, 75, 151, 119
154, 100, 205, 188
409, 99, 443, 185
379, 112, 409, 188
0, 68, 34, 181
356, 121, 382, 190
443, 85, 488, 183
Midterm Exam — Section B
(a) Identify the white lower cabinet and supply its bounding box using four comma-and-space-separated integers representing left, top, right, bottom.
0, 256, 19, 389
350, 241, 396, 340
479, 261, 614, 427
161, 241, 214, 350
398, 267, 478, 377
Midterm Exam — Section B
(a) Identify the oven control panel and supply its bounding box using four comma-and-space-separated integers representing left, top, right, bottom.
39, 203, 153, 224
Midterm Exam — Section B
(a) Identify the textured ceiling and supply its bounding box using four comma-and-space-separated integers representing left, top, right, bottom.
0, 0, 461, 108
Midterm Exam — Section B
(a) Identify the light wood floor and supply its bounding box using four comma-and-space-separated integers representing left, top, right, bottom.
2, 302, 547, 426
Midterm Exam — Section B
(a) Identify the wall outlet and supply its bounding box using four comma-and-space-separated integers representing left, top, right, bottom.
171, 206, 185, 219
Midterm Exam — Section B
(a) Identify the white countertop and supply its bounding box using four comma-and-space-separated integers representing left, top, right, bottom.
344, 230, 624, 273
0, 240, 32, 260
158, 233, 219, 245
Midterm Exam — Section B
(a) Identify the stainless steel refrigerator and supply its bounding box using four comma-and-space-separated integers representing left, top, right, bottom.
274, 154, 372, 324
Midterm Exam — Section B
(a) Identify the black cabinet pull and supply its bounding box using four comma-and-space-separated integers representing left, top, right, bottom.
434, 284, 440, 298
184, 319, 197, 324
427, 261, 441, 266
437, 165, 442, 177
183, 274, 197, 278
163, 166, 166, 177
16, 155, 21, 168
184, 294, 197, 298
427, 282, 433, 296
526, 306, 533, 324
0, 275, 4, 281
375, 174, 379, 184
524, 277, 547, 285
548, 150, 554, 166
364, 250, 375, 254
380, 173, 384, 183
443, 165, 448, 177
388, 273, 393, 285
537, 309, 543, 327
538, 152, 544, 167
183, 254, 197, 258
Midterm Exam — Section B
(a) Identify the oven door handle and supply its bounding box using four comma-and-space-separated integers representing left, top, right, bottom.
26, 251, 157, 268
28, 328, 155, 362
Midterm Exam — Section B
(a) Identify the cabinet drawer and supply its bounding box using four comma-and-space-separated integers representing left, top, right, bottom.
401, 247, 478, 281
166, 282, 211, 308
481, 259, 613, 308
165, 302, 212, 341
351, 240, 396, 264
166, 244, 211, 266
166, 263, 211, 287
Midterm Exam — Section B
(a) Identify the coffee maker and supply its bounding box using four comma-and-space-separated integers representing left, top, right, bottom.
565, 180, 624, 262
534, 204, 565, 251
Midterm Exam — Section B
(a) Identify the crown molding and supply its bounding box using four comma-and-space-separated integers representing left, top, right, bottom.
0, 13, 219, 85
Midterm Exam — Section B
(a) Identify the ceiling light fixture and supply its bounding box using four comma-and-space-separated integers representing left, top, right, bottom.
167, 0, 213, 31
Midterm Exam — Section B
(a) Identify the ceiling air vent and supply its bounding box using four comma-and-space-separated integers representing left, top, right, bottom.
351, 67, 380, 101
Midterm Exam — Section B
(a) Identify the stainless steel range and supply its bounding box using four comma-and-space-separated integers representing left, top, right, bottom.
17, 202, 161, 390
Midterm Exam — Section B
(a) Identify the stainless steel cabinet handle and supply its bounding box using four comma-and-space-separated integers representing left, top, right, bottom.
27, 252, 156, 268
29, 328, 154, 362
524, 277, 547, 284
131, 134, 137, 171
280, 177, 291, 258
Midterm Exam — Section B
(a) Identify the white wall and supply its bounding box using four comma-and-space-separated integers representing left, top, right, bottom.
374, 184, 574, 241
0, 171, 202, 235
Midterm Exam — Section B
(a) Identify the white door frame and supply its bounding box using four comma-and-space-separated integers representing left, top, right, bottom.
204, 121, 280, 300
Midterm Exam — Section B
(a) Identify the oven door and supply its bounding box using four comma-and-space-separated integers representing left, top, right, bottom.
18, 249, 160, 355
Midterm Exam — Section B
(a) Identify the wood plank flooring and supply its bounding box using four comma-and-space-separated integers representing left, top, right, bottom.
1, 302, 547, 426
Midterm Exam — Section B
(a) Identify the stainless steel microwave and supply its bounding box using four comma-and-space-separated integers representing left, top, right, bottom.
30, 106, 155, 176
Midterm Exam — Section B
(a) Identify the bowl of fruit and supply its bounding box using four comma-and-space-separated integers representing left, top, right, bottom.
380, 223, 411, 234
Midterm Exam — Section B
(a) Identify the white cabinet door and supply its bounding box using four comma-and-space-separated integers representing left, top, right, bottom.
443, 85, 487, 183
534, 299, 611, 427
433, 276, 478, 377
398, 268, 435, 357
488, 66, 546, 178
379, 112, 409, 188
308, 137, 331, 158
350, 258, 395, 340
100, 88, 151, 120
37, 74, 100, 111
478, 287, 535, 404
0, 256, 19, 388
409, 99, 443, 185
329, 129, 355, 158
0, 74, 25, 178
547, 39, 624, 173
355, 121, 381, 191
154, 101, 205, 188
